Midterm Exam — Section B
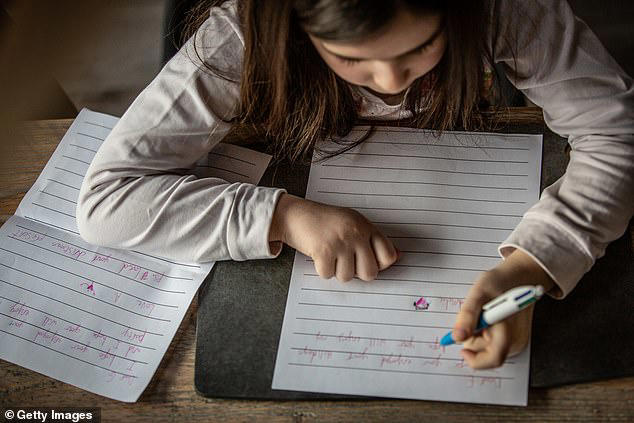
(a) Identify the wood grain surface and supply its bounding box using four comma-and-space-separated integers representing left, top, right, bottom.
1, 109, 633, 422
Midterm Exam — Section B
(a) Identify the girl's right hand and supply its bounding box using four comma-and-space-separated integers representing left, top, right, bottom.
269, 193, 399, 281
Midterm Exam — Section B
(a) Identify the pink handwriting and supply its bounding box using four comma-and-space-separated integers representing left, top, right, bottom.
91, 253, 111, 264
139, 270, 165, 285
41, 316, 58, 327
11, 229, 44, 242
467, 376, 502, 388
98, 348, 116, 367
9, 303, 29, 317
119, 374, 135, 385
136, 300, 155, 316
346, 347, 369, 361
92, 330, 108, 346
71, 343, 88, 353
380, 354, 412, 367
398, 337, 415, 349
298, 346, 332, 363
479, 377, 502, 388
65, 324, 81, 333
125, 345, 141, 358
34, 330, 63, 345
428, 336, 446, 353
51, 241, 86, 260
8, 320, 23, 328
438, 297, 465, 311
121, 328, 147, 343
119, 262, 141, 275
367, 338, 386, 348
151, 272, 165, 284
423, 355, 442, 367
337, 331, 360, 343
80, 281, 96, 295
314, 332, 327, 341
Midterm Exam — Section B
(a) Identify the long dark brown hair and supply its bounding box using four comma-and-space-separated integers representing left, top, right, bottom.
184, 0, 505, 163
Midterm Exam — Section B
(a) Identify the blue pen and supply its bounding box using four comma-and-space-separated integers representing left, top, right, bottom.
440, 285, 544, 346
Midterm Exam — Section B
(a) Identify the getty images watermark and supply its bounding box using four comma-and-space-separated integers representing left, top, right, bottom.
2, 408, 100, 423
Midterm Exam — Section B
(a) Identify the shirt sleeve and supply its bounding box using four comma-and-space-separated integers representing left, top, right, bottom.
491, 0, 634, 298
76, 1, 286, 263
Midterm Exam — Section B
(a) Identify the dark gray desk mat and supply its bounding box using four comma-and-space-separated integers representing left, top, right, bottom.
195, 128, 634, 398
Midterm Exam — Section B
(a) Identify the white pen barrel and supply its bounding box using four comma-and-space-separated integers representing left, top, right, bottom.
482, 301, 519, 325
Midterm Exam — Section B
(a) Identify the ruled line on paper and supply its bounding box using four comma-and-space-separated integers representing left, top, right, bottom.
273, 127, 541, 405
0, 279, 164, 336
362, 140, 530, 151
46, 179, 81, 190
69, 143, 98, 153
338, 151, 529, 164
0, 295, 156, 349
0, 312, 150, 364
316, 190, 527, 204
302, 273, 474, 286
25, 216, 80, 235
319, 176, 528, 190
13, 224, 193, 283
208, 151, 256, 166
62, 155, 92, 166
84, 120, 114, 130
53, 166, 85, 177
295, 317, 454, 330
352, 206, 523, 217
0, 260, 172, 323
38, 191, 76, 204
321, 164, 529, 177
1, 245, 181, 305
193, 164, 249, 178
287, 362, 514, 381
76, 132, 106, 141
2, 109, 274, 401
0, 330, 139, 378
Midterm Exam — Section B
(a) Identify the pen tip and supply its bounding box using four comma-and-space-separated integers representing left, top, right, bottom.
440, 332, 453, 346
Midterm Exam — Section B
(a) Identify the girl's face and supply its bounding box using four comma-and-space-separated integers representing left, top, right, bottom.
308, 8, 447, 97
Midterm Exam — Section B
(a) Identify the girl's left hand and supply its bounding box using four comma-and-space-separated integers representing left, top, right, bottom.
450, 249, 555, 369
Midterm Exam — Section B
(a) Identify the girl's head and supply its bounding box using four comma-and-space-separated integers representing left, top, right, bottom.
188, 0, 496, 162
300, 1, 447, 98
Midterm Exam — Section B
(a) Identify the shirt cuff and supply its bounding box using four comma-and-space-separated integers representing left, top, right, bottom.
227, 185, 287, 261
498, 215, 594, 299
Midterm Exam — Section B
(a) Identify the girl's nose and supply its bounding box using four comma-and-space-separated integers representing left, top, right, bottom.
373, 61, 410, 94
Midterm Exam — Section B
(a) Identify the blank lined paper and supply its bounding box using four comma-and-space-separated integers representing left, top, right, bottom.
272, 127, 542, 406
0, 109, 272, 402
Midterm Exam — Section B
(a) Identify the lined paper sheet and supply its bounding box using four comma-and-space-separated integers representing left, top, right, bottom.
0, 109, 272, 402
272, 127, 542, 406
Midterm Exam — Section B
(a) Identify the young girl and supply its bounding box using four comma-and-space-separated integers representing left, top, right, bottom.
76, 0, 634, 370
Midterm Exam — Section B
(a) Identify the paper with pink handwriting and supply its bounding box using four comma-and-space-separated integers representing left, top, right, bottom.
272, 127, 542, 406
0, 108, 272, 402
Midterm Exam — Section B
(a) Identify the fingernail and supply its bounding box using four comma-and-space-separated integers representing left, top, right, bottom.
453, 329, 467, 341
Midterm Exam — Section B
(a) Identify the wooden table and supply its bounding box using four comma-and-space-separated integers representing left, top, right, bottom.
1, 110, 633, 422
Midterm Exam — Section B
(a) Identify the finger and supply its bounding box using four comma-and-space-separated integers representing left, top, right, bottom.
462, 334, 488, 352
462, 325, 511, 369
313, 255, 335, 279
355, 244, 379, 281
335, 252, 355, 282
452, 285, 490, 342
370, 233, 398, 270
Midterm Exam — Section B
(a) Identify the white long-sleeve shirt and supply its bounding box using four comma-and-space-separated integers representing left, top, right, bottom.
76, 0, 634, 299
